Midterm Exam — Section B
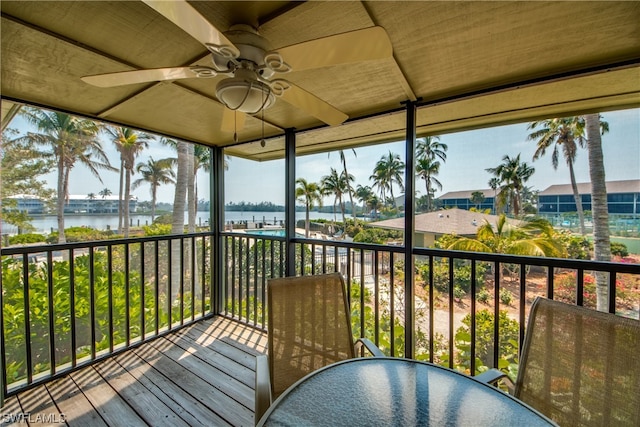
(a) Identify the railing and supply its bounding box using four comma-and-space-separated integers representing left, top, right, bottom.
223, 232, 640, 376
2, 230, 639, 397
0, 232, 213, 397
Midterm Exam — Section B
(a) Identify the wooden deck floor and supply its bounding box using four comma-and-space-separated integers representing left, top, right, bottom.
2, 317, 267, 427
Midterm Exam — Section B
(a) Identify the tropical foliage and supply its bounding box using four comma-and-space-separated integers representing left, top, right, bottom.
295, 178, 323, 237
17, 108, 115, 243
446, 214, 566, 258
133, 157, 175, 222
1, 250, 209, 383
528, 117, 587, 234
486, 154, 534, 216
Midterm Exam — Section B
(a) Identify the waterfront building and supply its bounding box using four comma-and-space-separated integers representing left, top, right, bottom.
4, 194, 137, 214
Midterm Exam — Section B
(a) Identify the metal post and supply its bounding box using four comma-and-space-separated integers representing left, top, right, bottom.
285, 128, 296, 277
212, 146, 225, 314
402, 100, 418, 359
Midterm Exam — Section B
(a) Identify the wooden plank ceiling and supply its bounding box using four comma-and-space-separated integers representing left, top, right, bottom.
2, 1, 639, 160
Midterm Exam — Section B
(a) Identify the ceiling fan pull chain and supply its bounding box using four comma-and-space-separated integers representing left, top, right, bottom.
233, 111, 238, 143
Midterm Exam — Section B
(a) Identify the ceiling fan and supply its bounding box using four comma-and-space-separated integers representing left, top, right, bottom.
81, 0, 393, 129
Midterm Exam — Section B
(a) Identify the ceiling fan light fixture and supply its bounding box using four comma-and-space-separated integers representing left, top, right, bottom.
216, 76, 275, 114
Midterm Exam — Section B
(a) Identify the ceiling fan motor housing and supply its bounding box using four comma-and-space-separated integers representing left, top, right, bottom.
211, 24, 274, 78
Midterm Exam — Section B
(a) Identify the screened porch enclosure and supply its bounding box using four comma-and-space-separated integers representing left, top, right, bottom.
1, 1, 640, 425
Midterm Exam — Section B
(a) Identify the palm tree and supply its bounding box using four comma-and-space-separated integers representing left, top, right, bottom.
295, 178, 322, 238
132, 157, 176, 222
106, 126, 153, 237
86, 192, 96, 213
190, 145, 212, 231
488, 177, 500, 214
370, 151, 405, 209
416, 136, 447, 162
486, 154, 535, 216
18, 108, 113, 243
448, 214, 566, 257
585, 113, 611, 311
322, 168, 353, 229
321, 169, 341, 223
470, 191, 485, 210
355, 185, 375, 217
329, 149, 358, 219
415, 156, 442, 211
99, 187, 112, 198
528, 117, 587, 234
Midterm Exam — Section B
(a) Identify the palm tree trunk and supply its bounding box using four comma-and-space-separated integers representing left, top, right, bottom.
124, 168, 131, 238
151, 184, 157, 222
118, 161, 124, 234
567, 159, 586, 235
339, 195, 346, 235
512, 186, 520, 216
305, 203, 311, 238
585, 113, 611, 312
57, 158, 66, 243
186, 145, 197, 300
171, 141, 189, 303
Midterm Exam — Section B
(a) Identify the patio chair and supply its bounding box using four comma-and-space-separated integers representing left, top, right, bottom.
477, 296, 640, 426
254, 273, 383, 424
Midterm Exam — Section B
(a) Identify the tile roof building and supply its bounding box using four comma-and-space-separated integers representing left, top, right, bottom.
368, 208, 520, 247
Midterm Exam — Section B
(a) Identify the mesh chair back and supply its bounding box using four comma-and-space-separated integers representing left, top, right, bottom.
516, 297, 640, 426
267, 273, 356, 399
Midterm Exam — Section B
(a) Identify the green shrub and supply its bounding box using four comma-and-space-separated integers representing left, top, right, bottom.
9, 233, 46, 245
477, 288, 490, 304
610, 242, 629, 257
153, 214, 173, 225
1, 251, 208, 385
353, 227, 401, 244
143, 223, 172, 236
47, 226, 112, 243
499, 288, 513, 306
455, 309, 520, 377
417, 259, 489, 294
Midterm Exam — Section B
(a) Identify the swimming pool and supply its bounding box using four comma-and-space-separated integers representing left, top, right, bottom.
245, 228, 286, 237
244, 229, 306, 238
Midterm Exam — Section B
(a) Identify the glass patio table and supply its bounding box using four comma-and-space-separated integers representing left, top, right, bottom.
257, 357, 557, 426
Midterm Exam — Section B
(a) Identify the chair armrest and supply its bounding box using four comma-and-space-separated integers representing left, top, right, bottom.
355, 337, 385, 357
475, 368, 515, 394
254, 355, 272, 425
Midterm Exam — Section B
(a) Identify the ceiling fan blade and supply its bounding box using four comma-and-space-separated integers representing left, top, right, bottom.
273, 27, 392, 72
142, 0, 239, 57
82, 67, 198, 87
221, 108, 247, 134
279, 83, 348, 126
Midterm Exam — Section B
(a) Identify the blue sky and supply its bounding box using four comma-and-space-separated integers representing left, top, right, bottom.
6, 108, 639, 205
226, 108, 639, 206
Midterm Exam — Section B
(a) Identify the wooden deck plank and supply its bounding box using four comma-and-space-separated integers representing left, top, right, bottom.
176, 323, 264, 369
134, 338, 253, 426
164, 330, 256, 387
45, 376, 108, 427
16, 385, 64, 426
69, 367, 146, 426
93, 358, 189, 427
192, 318, 267, 353
0, 394, 28, 425
2, 317, 265, 427
113, 351, 219, 427
149, 336, 255, 408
